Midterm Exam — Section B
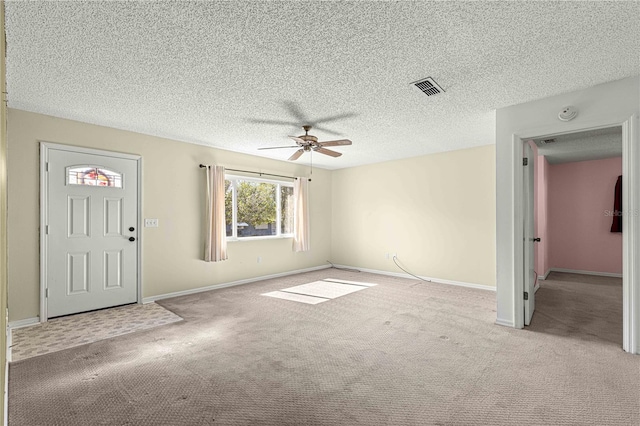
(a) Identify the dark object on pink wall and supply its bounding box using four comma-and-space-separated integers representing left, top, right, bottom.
611, 175, 622, 233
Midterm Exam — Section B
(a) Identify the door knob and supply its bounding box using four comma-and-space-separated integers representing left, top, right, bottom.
533, 238, 541, 242
129, 227, 135, 232
129, 237, 136, 242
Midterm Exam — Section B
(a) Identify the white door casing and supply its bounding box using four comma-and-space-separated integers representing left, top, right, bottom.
523, 142, 535, 325
502, 115, 638, 354
41, 143, 141, 320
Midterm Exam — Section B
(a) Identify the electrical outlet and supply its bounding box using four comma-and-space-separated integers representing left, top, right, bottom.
144, 218, 159, 228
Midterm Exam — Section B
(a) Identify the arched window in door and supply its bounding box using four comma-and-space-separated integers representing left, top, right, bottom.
66, 166, 123, 188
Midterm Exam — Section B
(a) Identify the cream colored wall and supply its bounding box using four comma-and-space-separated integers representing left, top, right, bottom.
331, 144, 496, 287
7, 109, 332, 322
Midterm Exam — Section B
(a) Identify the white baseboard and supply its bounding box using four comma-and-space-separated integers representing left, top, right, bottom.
546, 268, 622, 278
143, 264, 332, 303
8, 317, 39, 330
495, 318, 514, 327
331, 264, 496, 292
537, 269, 552, 280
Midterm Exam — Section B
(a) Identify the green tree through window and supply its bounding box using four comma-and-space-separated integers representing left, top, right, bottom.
224, 177, 293, 239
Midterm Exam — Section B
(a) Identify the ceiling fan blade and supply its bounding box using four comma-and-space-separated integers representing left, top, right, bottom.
318, 139, 352, 147
245, 118, 299, 126
288, 149, 305, 161
314, 147, 342, 158
282, 101, 308, 122
258, 145, 300, 150
288, 136, 305, 144
308, 125, 344, 137
312, 112, 357, 125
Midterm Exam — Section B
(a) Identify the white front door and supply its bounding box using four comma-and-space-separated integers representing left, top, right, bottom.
44, 145, 139, 318
523, 142, 535, 325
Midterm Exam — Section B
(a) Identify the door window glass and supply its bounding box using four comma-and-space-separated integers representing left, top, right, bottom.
67, 166, 123, 188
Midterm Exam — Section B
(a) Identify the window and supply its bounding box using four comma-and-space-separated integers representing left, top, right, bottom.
225, 175, 294, 239
67, 166, 123, 188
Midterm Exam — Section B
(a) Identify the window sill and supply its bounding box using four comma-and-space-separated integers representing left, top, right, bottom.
227, 235, 293, 242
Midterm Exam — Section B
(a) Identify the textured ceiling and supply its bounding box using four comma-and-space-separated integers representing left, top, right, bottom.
5, 1, 640, 169
532, 126, 622, 165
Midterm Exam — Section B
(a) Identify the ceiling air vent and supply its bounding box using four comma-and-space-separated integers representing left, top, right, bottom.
411, 77, 445, 96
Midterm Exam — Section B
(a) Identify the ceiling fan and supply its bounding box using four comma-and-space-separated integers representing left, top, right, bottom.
258, 125, 352, 161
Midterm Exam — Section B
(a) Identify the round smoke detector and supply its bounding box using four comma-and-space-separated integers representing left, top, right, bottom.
558, 106, 578, 121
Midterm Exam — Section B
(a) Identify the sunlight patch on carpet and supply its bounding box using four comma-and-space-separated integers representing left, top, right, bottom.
262, 279, 375, 304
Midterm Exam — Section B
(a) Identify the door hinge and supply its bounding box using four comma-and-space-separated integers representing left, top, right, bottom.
524, 291, 529, 300
45, 288, 49, 298
45, 225, 49, 235
523, 158, 528, 166
45, 162, 49, 172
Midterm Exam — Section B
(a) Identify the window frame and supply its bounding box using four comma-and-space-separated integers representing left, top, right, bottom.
225, 174, 294, 241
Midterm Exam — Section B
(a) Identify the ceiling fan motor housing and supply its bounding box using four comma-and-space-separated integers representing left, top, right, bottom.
299, 134, 318, 144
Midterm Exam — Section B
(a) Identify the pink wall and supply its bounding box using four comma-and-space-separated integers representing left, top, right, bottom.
546, 157, 622, 274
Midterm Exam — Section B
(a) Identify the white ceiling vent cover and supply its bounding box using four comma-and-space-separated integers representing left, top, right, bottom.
411, 77, 445, 96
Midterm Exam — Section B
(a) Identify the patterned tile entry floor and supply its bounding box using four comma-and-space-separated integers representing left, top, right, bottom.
10, 303, 183, 362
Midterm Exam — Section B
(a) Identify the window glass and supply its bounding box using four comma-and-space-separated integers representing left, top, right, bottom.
236, 180, 277, 238
224, 176, 293, 239
68, 166, 122, 188
225, 180, 233, 237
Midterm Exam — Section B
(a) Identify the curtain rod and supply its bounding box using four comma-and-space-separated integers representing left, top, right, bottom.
199, 164, 311, 181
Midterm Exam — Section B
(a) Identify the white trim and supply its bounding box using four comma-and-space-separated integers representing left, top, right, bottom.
495, 318, 514, 327
537, 269, 552, 280
142, 265, 332, 303
5, 325, 9, 365
544, 268, 623, 279
512, 134, 526, 329
331, 264, 496, 292
137, 155, 143, 305
39, 143, 48, 322
621, 114, 639, 354
7, 317, 39, 330
39, 142, 143, 322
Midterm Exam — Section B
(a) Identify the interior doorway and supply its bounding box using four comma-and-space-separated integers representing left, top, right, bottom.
522, 127, 623, 345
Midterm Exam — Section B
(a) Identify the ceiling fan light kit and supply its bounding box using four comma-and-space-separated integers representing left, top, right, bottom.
258, 125, 352, 161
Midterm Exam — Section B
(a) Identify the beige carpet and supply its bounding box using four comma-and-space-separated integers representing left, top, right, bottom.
8, 270, 640, 425
10, 302, 182, 361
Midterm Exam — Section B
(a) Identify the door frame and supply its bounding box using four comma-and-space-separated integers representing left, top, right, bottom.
522, 141, 535, 325
511, 114, 638, 353
40, 142, 143, 322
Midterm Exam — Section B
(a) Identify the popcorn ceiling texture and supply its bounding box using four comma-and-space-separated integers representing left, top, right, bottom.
4, 1, 640, 169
